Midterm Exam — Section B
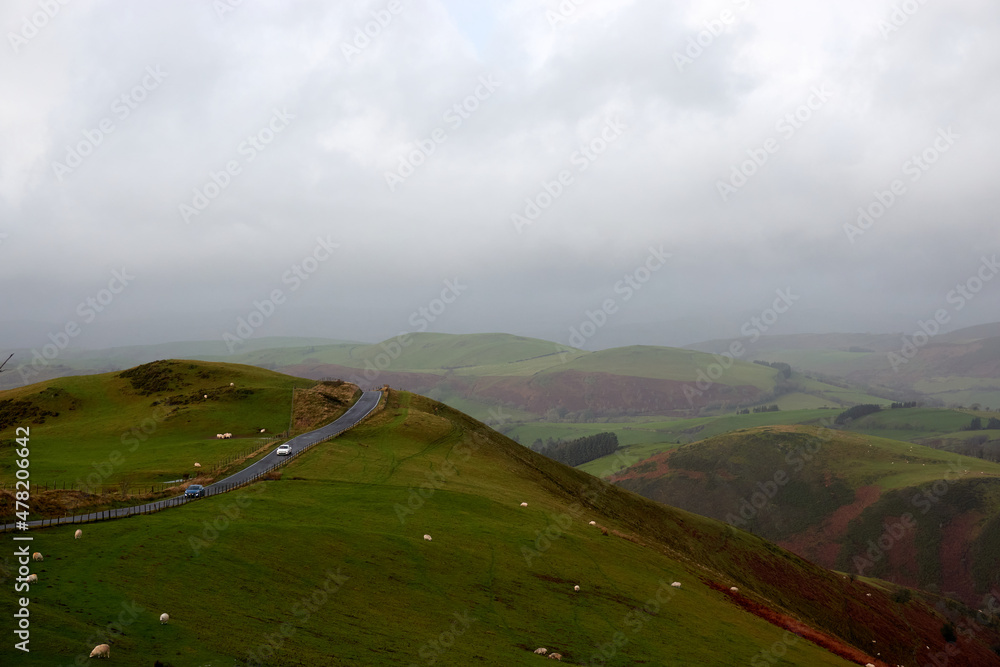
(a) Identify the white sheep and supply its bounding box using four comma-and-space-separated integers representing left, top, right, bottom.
203, 394, 207, 399
74, 529, 82, 539
230, 382, 234, 386
588, 520, 596, 526
260, 428, 265, 433
423, 534, 432, 541
548, 653, 562, 660
216, 433, 223, 439
534, 648, 548, 655
26, 574, 37, 583
671, 581, 681, 588
160, 613, 169, 624
194, 462, 202, 468
730, 587, 738, 592
90, 644, 110, 658
32, 552, 42, 562
520, 502, 528, 507
574, 585, 580, 591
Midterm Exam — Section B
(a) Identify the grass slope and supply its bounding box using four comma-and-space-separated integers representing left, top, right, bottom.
611, 424, 1000, 608
0, 360, 317, 488
5, 391, 999, 665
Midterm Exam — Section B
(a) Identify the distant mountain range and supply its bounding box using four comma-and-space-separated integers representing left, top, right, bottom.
4, 323, 1000, 416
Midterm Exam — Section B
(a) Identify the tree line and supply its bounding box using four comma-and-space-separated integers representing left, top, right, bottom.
963, 416, 1000, 431
736, 404, 780, 415
531, 432, 620, 467
834, 403, 882, 424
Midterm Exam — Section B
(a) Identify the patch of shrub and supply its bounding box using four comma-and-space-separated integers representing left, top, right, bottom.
834, 404, 881, 424
119, 361, 185, 395
0, 399, 59, 431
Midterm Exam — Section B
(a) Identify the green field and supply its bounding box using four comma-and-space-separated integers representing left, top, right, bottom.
0, 361, 316, 488
3, 391, 892, 666
534, 345, 779, 388
606, 423, 1000, 607
842, 407, 992, 443
519, 409, 837, 477
227, 332, 578, 375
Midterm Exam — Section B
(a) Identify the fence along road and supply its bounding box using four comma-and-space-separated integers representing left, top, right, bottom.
1, 389, 383, 532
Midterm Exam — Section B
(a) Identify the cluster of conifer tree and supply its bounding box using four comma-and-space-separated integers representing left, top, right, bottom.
530, 432, 619, 466
834, 403, 882, 424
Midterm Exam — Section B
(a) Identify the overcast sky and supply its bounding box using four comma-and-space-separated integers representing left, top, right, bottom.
2, 0, 999, 355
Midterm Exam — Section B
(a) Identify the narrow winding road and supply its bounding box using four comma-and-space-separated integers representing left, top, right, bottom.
1, 389, 383, 531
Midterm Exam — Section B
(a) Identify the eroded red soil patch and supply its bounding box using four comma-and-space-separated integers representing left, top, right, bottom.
704, 580, 883, 665
608, 450, 672, 483
939, 512, 985, 604
779, 485, 882, 568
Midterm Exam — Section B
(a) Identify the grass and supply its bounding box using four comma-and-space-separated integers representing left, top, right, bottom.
11, 388, 991, 666
6, 391, 866, 666
0, 361, 316, 488
606, 423, 1000, 610
226, 332, 577, 375
842, 407, 988, 443
535, 345, 779, 388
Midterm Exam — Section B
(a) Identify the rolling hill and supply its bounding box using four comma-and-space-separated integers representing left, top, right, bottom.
686, 324, 1000, 410
2, 367, 999, 664
0, 360, 339, 500
239, 333, 898, 424
610, 424, 1000, 609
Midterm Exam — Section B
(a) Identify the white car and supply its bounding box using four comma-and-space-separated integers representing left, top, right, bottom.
276, 444, 292, 456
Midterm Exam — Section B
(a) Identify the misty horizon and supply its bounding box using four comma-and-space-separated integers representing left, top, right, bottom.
3, 1, 999, 361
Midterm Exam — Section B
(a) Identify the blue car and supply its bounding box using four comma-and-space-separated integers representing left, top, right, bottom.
184, 484, 206, 498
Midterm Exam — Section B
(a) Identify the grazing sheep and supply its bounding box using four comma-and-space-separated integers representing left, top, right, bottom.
865, 664, 874, 667
520, 502, 528, 507
32, 552, 42, 562
203, 394, 207, 399
534, 648, 548, 655
26, 574, 37, 583
671, 581, 681, 588
230, 382, 234, 386
216, 433, 223, 439
194, 462, 201, 468
588, 520, 596, 526
730, 587, 738, 592
260, 428, 265, 433
423, 534, 432, 541
548, 653, 562, 660
89, 644, 110, 658
574, 585, 580, 592
160, 613, 169, 624
74, 529, 82, 539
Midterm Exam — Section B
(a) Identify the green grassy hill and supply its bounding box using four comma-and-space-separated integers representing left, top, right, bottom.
228, 332, 576, 373
3, 384, 1000, 665
240, 333, 790, 419
611, 424, 1000, 609
0, 337, 353, 391
686, 326, 1000, 410
0, 360, 318, 491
